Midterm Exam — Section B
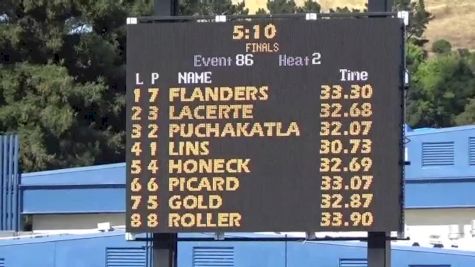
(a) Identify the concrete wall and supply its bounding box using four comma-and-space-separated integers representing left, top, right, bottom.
32, 214, 124, 233
406, 208, 475, 226
405, 208, 475, 247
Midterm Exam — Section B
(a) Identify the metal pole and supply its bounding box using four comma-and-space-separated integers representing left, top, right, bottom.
155, 0, 178, 16
153, 233, 178, 267
368, 0, 394, 12
367, 1, 392, 267
368, 232, 391, 267
152, 1, 178, 266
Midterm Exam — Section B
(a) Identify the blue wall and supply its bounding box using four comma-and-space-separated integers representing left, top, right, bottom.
0, 232, 144, 267
405, 126, 475, 180
0, 134, 20, 231
404, 126, 475, 208
20, 163, 125, 214
0, 231, 474, 267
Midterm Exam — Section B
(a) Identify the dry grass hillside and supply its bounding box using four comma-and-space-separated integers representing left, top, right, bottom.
303, 0, 366, 11
423, 0, 475, 50
314, 0, 475, 50
238, 0, 475, 50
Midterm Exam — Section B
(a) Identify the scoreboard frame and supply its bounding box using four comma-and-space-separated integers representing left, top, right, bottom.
126, 14, 406, 234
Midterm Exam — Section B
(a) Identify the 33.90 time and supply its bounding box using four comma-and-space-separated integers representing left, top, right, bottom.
321, 211, 374, 227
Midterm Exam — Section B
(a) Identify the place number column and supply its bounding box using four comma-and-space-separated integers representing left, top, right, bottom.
129, 87, 161, 230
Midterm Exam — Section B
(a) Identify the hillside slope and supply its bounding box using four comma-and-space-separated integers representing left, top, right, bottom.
238, 0, 475, 50
316, 0, 475, 50
424, 0, 475, 50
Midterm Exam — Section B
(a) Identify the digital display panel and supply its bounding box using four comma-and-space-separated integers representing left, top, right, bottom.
126, 17, 404, 233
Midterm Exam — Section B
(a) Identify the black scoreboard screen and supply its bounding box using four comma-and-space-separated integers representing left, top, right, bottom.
126, 17, 404, 233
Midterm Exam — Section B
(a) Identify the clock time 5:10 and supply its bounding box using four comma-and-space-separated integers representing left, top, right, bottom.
233, 23, 277, 40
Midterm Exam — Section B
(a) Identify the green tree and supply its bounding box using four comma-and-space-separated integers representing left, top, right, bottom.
297, 0, 321, 13
454, 51, 475, 125
432, 39, 452, 54
456, 98, 475, 125
406, 52, 475, 127
179, 0, 248, 16
394, 0, 432, 45
329, 6, 362, 13
0, 1, 153, 171
406, 41, 427, 72
256, 0, 320, 15
255, 8, 268, 15
267, 0, 297, 14
466, 51, 475, 73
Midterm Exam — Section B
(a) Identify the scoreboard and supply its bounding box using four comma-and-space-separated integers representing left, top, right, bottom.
126, 17, 404, 233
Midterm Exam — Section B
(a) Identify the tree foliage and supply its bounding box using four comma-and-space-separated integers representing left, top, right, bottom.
406, 52, 475, 127
456, 98, 475, 125
267, 0, 297, 14
432, 39, 452, 54
297, 0, 321, 13
394, 0, 432, 45
0, 1, 154, 171
179, 0, 248, 16
329, 6, 362, 13
393, 0, 475, 127
256, 0, 320, 14
406, 41, 427, 72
